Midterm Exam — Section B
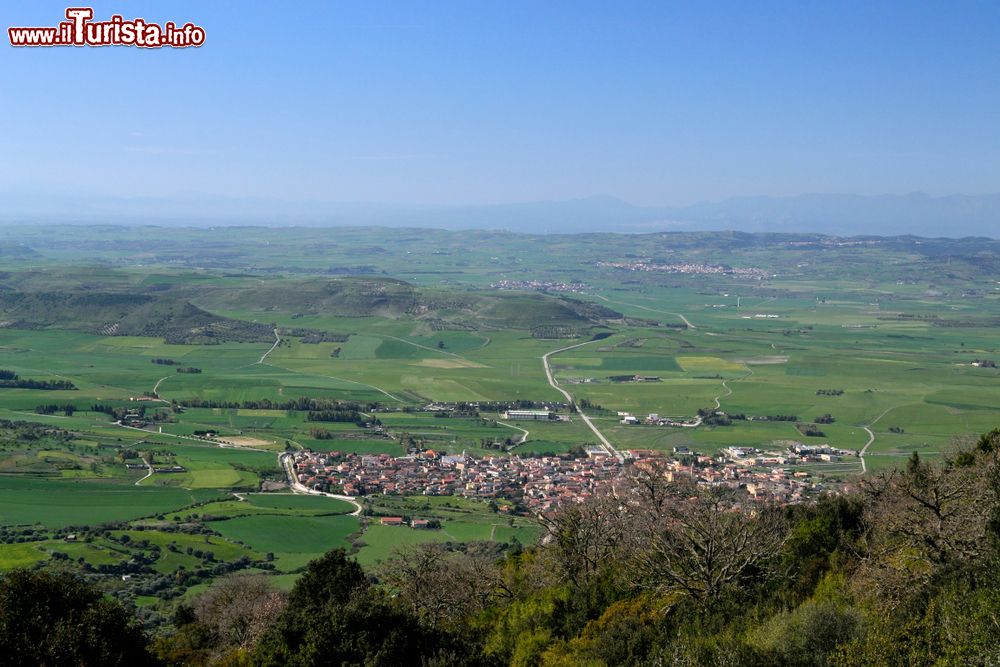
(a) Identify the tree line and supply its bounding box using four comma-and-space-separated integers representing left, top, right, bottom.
176, 397, 372, 412
0, 369, 76, 390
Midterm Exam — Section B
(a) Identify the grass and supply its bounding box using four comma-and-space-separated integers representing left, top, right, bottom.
246, 493, 355, 513
210, 514, 360, 571
0, 477, 221, 528
354, 495, 542, 566
3, 287, 1000, 465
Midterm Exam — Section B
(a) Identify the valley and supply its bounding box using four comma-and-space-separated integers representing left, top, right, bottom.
1, 225, 999, 625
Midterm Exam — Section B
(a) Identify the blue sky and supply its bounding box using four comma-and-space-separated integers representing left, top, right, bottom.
2, 1, 999, 206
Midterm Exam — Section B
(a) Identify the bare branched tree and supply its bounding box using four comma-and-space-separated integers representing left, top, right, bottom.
377, 542, 516, 631
621, 472, 787, 602
855, 450, 997, 605
193, 574, 287, 655
537, 493, 629, 589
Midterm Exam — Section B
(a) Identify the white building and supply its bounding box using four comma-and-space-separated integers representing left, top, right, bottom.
503, 410, 555, 421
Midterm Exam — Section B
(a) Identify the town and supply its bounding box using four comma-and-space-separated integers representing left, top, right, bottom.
489, 279, 590, 293
598, 260, 772, 279
289, 442, 848, 513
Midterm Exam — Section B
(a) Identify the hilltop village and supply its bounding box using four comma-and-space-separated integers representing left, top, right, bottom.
290, 444, 850, 513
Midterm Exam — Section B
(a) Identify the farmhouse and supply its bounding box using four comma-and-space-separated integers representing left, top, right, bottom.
502, 410, 555, 421
380, 516, 404, 526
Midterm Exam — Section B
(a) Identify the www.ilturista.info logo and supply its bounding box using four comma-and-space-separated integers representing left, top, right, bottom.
8, 7, 205, 48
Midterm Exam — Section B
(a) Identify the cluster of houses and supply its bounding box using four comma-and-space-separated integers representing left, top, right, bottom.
291, 440, 845, 513
623, 448, 842, 504
420, 401, 570, 417
291, 449, 623, 512
608, 375, 661, 383
598, 260, 771, 279
618, 412, 700, 427
719, 443, 853, 465
489, 279, 589, 293
378, 516, 432, 529
124, 462, 186, 473
120, 410, 148, 428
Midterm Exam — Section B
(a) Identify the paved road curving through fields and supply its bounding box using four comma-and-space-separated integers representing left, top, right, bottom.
256, 328, 281, 364
542, 340, 623, 461
859, 408, 893, 474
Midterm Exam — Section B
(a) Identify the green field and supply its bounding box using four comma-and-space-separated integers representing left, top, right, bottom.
1, 225, 1000, 609
211, 514, 360, 572
0, 477, 220, 528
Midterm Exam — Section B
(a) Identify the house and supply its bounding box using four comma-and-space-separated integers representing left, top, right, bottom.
380, 517, 404, 526
410, 519, 430, 529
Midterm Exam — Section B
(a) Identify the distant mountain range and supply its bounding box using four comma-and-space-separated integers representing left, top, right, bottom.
2, 191, 999, 238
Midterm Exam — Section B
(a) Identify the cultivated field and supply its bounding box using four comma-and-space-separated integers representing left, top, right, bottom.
1, 225, 998, 611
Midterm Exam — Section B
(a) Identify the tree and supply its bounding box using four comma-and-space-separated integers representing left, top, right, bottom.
622, 475, 787, 603
753, 598, 863, 666
253, 549, 472, 666
200, 574, 286, 651
157, 574, 286, 664
0, 569, 156, 666
857, 449, 996, 606
377, 543, 512, 633
538, 493, 627, 590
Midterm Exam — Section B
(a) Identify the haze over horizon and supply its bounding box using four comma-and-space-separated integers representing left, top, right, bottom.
4, 1, 1000, 214
5, 189, 1000, 239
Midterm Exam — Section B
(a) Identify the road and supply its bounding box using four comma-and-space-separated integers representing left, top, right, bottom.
382, 335, 466, 359
859, 408, 893, 474
256, 328, 281, 364
152, 375, 169, 396
497, 421, 530, 448
542, 340, 622, 460
675, 312, 695, 329
116, 421, 216, 445
713, 367, 754, 410
134, 457, 154, 486
280, 452, 363, 516
262, 360, 404, 403
589, 294, 696, 329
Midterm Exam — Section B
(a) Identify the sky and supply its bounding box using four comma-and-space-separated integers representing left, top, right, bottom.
2, 1, 1000, 207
